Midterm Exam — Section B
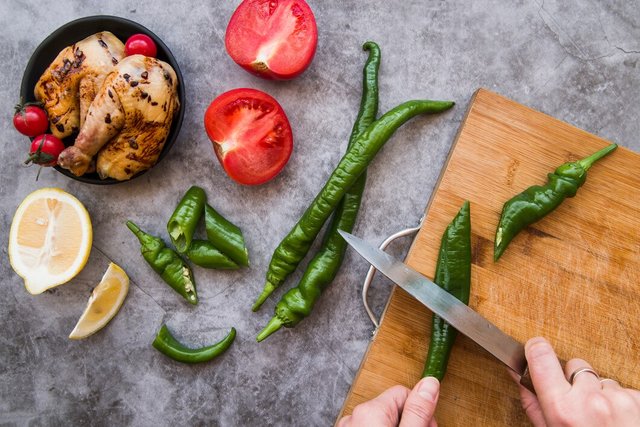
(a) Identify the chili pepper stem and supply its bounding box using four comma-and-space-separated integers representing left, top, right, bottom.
252, 282, 276, 311
578, 143, 617, 170
126, 220, 143, 238
256, 316, 283, 342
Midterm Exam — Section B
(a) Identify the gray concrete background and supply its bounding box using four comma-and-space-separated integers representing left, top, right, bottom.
1, 1, 639, 425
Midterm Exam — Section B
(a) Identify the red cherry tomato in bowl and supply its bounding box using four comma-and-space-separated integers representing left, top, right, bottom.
13, 103, 49, 137
225, 0, 318, 80
204, 88, 293, 185
125, 34, 157, 57
26, 134, 65, 167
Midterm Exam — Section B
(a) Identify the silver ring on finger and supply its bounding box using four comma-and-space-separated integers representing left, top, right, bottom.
569, 367, 600, 384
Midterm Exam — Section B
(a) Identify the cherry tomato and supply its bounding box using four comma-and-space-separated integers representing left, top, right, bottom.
13, 103, 49, 137
26, 135, 65, 167
204, 88, 293, 185
125, 34, 157, 57
225, 0, 318, 80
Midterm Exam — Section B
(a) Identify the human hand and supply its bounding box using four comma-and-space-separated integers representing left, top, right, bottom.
338, 377, 440, 427
514, 337, 640, 427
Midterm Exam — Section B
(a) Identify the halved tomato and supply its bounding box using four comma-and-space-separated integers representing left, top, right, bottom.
225, 0, 318, 80
204, 88, 293, 185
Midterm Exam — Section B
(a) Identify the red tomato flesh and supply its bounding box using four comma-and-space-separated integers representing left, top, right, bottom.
225, 0, 318, 80
204, 88, 293, 185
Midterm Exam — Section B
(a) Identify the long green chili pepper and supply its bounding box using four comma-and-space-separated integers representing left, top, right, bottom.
204, 204, 249, 267
167, 186, 206, 254
253, 99, 455, 311
152, 325, 236, 364
494, 143, 617, 261
256, 41, 381, 341
423, 201, 472, 380
186, 240, 239, 270
127, 221, 198, 305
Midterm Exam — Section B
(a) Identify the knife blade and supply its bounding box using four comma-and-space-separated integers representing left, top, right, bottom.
339, 230, 535, 391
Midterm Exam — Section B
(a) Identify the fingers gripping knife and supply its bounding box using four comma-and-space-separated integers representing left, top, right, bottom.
345, 229, 536, 393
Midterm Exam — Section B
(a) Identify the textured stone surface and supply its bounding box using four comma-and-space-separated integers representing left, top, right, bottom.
1, 1, 639, 425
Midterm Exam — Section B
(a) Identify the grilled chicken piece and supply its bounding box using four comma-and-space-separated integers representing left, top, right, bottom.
34, 32, 125, 139
57, 55, 180, 180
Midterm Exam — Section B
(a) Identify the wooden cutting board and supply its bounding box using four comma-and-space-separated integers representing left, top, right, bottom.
338, 89, 640, 426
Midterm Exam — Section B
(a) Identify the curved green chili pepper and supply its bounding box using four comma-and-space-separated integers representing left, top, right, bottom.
253, 98, 455, 311
152, 325, 236, 364
127, 221, 198, 305
186, 240, 239, 270
167, 186, 206, 254
257, 41, 381, 341
494, 143, 617, 261
205, 204, 249, 267
423, 201, 472, 380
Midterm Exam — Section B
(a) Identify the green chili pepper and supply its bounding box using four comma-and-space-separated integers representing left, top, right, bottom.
152, 324, 236, 364
423, 201, 472, 380
186, 240, 239, 269
127, 221, 198, 305
204, 204, 249, 267
494, 143, 617, 261
167, 186, 206, 254
256, 41, 381, 341
252, 98, 455, 311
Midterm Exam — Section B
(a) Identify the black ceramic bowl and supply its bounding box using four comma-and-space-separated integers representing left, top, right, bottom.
20, 15, 185, 185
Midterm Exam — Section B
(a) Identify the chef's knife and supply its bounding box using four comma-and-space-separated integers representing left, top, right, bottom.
339, 230, 535, 393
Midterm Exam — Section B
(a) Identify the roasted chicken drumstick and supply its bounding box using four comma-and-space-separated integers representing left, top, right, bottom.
34, 31, 125, 139
57, 54, 180, 180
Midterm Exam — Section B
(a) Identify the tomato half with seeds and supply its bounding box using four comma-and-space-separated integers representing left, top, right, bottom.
204, 88, 293, 185
225, 0, 318, 80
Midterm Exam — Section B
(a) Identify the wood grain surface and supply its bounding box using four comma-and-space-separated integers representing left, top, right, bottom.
338, 89, 640, 426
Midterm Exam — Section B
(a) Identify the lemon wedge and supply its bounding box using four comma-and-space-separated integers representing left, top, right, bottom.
69, 262, 129, 339
8, 188, 93, 294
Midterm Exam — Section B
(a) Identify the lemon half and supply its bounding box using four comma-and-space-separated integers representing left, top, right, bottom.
69, 262, 129, 339
8, 188, 93, 294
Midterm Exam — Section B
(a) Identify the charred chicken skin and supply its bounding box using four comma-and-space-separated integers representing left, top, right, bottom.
57, 54, 180, 180
34, 32, 125, 139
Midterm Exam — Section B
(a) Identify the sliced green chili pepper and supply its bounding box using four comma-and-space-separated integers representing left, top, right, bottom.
186, 240, 239, 269
127, 221, 198, 305
205, 204, 249, 267
494, 143, 617, 261
257, 41, 381, 341
152, 324, 236, 364
252, 98, 455, 311
167, 186, 206, 254
423, 201, 472, 380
